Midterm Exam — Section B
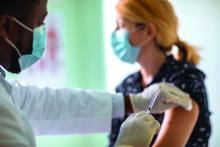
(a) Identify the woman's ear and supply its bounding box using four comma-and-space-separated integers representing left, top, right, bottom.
145, 23, 157, 41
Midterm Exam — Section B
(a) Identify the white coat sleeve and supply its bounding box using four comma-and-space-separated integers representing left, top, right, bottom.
10, 81, 114, 135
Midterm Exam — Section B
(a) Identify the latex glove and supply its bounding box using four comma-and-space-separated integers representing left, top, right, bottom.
130, 82, 192, 114
115, 111, 160, 147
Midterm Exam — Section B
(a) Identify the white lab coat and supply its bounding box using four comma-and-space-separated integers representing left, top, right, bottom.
11, 81, 113, 135
0, 69, 115, 147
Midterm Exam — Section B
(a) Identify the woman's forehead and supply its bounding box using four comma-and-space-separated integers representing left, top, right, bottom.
116, 16, 136, 24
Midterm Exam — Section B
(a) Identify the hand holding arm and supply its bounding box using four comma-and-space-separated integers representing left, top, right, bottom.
129, 83, 192, 113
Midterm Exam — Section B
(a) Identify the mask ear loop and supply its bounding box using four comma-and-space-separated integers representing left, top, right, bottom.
12, 17, 33, 32
5, 17, 35, 57
4, 37, 22, 57
130, 24, 148, 47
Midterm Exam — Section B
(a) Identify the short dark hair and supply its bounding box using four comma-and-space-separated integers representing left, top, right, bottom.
0, 0, 39, 20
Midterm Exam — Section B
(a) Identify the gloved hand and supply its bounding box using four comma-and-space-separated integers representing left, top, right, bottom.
130, 82, 192, 114
115, 111, 160, 147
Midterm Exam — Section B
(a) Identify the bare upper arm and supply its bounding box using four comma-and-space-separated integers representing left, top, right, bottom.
152, 99, 199, 147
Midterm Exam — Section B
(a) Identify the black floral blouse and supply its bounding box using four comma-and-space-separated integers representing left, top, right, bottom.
109, 55, 211, 147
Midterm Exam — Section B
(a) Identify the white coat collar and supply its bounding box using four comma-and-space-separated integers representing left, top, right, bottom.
0, 66, 13, 99
0, 66, 6, 78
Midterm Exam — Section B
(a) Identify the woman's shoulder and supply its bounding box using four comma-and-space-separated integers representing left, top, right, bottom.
165, 55, 206, 83
116, 71, 142, 93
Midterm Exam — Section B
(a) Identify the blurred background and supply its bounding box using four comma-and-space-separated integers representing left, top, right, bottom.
7, 0, 220, 146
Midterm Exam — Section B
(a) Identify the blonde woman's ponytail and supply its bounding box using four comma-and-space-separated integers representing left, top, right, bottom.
175, 40, 200, 65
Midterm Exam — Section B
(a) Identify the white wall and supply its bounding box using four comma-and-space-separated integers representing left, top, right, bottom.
104, 0, 220, 146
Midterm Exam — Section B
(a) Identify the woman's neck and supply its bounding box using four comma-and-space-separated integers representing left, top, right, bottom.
138, 45, 166, 86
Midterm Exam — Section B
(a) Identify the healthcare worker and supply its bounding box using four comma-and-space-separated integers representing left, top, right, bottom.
0, 0, 192, 146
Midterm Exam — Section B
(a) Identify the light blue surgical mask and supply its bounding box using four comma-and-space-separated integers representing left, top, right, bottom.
111, 28, 143, 64
4, 17, 46, 71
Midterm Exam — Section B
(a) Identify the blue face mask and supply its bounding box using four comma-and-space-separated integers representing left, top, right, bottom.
4, 17, 46, 71
111, 28, 141, 64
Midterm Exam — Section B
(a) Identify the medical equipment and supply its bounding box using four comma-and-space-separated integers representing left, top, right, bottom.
146, 89, 160, 113
129, 83, 192, 113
